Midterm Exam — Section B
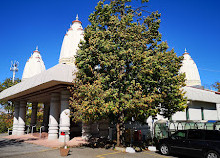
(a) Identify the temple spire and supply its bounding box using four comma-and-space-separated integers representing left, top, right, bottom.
22, 47, 46, 81
184, 48, 189, 54
60, 15, 84, 65
34, 46, 40, 53
180, 48, 201, 86
71, 14, 82, 24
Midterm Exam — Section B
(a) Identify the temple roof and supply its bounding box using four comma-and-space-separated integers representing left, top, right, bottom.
0, 64, 76, 101
22, 46, 46, 81
183, 86, 220, 104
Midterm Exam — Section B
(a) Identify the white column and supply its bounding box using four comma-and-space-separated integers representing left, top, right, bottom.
216, 103, 220, 120
12, 101, 20, 135
17, 101, 27, 136
48, 92, 60, 140
43, 102, 50, 128
30, 102, 38, 126
59, 90, 70, 142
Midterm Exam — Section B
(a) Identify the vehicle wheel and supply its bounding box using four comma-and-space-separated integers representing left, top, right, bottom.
160, 144, 170, 155
206, 151, 219, 158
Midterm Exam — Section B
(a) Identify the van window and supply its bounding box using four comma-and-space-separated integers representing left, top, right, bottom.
188, 130, 204, 140
171, 131, 186, 140
205, 131, 220, 141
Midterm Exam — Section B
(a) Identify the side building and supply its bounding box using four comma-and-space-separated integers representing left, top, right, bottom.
172, 49, 220, 121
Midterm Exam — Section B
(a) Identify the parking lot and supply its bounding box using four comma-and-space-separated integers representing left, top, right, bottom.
0, 145, 181, 158
0, 136, 191, 158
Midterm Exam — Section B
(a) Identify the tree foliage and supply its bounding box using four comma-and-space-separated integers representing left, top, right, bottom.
0, 77, 20, 133
0, 112, 13, 133
0, 77, 21, 114
69, 0, 186, 145
212, 81, 220, 92
26, 103, 44, 130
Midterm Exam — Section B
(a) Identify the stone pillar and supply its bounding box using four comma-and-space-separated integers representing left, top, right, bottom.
216, 103, 220, 120
17, 101, 27, 136
12, 101, 20, 135
43, 102, 50, 128
48, 92, 60, 140
30, 102, 38, 126
59, 90, 70, 142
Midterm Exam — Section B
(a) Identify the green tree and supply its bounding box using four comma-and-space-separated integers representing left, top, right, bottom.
0, 77, 21, 114
25, 103, 44, 132
69, 0, 186, 146
0, 112, 13, 133
0, 77, 21, 133
212, 81, 220, 92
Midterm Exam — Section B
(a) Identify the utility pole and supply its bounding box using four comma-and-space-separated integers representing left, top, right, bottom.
10, 61, 19, 83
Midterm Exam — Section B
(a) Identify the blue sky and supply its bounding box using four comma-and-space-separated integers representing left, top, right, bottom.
0, 0, 219, 89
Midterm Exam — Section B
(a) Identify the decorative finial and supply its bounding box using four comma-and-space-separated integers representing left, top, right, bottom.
183, 48, 189, 55
72, 14, 82, 24
36, 46, 38, 51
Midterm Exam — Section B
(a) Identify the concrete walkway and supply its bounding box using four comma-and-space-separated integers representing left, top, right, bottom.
0, 133, 87, 157
0, 137, 51, 158
0, 134, 184, 158
3, 133, 87, 148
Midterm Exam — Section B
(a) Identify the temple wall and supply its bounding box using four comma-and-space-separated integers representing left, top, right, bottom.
172, 111, 186, 120
172, 101, 218, 121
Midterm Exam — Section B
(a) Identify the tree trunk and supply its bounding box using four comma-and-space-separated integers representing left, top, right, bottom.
116, 122, 121, 147
116, 113, 124, 147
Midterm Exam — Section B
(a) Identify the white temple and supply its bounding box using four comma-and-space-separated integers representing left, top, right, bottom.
0, 15, 220, 142
0, 15, 81, 141
22, 46, 46, 81
179, 48, 201, 87
59, 14, 84, 65
172, 49, 220, 121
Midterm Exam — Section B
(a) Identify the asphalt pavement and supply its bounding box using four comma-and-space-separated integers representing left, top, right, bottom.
0, 133, 188, 158
0, 146, 179, 158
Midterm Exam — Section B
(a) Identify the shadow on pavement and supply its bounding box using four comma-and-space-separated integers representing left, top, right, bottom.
0, 139, 24, 148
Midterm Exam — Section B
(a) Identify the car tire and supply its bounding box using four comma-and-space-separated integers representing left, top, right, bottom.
160, 144, 170, 155
206, 150, 220, 158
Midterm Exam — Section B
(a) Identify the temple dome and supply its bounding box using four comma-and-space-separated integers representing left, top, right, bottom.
179, 49, 201, 87
59, 15, 84, 65
22, 46, 46, 81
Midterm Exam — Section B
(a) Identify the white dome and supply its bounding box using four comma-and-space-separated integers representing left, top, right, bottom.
179, 49, 201, 86
22, 47, 46, 81
59, 15, 84, 65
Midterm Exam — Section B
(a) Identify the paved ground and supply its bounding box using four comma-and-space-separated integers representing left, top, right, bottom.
1, 146, 182, 158
0, 134, 190, 158
3, 133, 87, 148
0, 138, 51, 158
